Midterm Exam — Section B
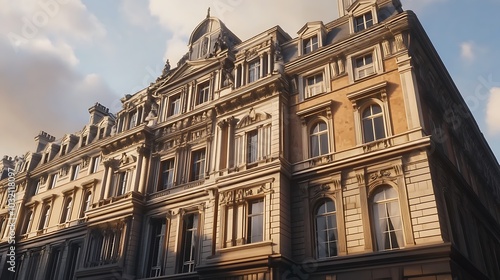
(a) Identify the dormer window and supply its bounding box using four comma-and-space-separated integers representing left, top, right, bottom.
355, 12, 373, 32
81, 135, 87, 147
303, 35, 319, 55
61, 144, 67, 156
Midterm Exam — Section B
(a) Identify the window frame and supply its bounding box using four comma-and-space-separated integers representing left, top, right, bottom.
346, 82, 392, 146
354, 11, 374, 32
80, 190, 92, 218
71, 164, 80, 181
146, 218, 168, 277
90, 155, 100, 174
159, 158, 175, 190
346, 45, 383, 83
246, 198, 264, 244
196, 81, 211, 106
178, 212, 200, 274
304, 72, 325, 99
298, 65, 331, 102
309, 120, 330, 158
361, 103, 386, 143
114, 171, 129, 196
314, 198, 339, 259
167, 94, 182, 118
190, 149, 206, 182
302, 34, 319, 55
60, 196, 73, 224
38, 205, 51, 231
369, 185, 405, 251
248, 59, 261, 83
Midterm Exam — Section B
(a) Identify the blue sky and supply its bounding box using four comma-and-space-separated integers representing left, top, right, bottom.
0, 0, 499, 163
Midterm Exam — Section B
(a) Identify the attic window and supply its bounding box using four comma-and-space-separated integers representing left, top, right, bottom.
355, 12, 373, 32
303, 35, 319, 54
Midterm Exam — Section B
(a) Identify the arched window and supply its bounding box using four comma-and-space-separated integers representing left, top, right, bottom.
310, 121, 329, 158
39, 205, 51, 230
315, 199, 338, 258
81, 191, 92, 217
362, 104, 385, 143
371, 186, 404, 251
61, 197, 72, 223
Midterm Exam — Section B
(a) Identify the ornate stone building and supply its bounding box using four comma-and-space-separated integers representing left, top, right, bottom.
1, 1, 499, 279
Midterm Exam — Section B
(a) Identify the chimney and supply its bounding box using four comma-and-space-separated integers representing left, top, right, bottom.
34, 131, 56, 153
89, 102, 110, 125
0, 156, 14, 180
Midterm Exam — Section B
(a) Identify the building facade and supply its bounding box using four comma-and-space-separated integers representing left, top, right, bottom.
1, 1, 499, 279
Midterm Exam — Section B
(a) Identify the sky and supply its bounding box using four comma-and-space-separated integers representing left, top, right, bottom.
0, 0, 499, 163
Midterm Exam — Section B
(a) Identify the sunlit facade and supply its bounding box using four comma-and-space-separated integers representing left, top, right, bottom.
1, 1, 499, 279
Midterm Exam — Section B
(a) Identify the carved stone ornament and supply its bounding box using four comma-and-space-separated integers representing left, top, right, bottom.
369, 169, 392, 181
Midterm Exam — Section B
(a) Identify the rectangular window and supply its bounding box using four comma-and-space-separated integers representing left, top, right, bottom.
159, 159, 175, 190
99, 127, 105, 139
115, 171, 128, 196
81, 135, 87, 147
71, 165, 80, 181
128, 111, 138, 129
148, 219, 167, 277
26, 250, 41, 279
247, 199, 264, 243
247, 130, 258, 164
34, 179, 41, 195
304, 73, 324, 98
90, 156, 100, 174
65, 242, 82, 279
190, 149, 205, 182
248, 60, 261, 83
45, 247, 61, 280
196, 82, 210, 105
49, 173, 58, 189
179, 213, 199, 273
303, 35, 319, 54
61, 144, 67, 156
43, 152, 49, 164
354, 53, 375, 79
168, 95, 181, 117
355, 12, 373, 32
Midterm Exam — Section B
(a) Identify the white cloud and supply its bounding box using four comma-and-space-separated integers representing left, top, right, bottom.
486, 87, 500, 135
460, 41, 476, 62
148, 0, 338, 64
0, 0, 106, 46
0, 0, 115, 158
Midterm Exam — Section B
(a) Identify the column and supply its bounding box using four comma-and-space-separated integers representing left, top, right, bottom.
259, 54, 264, 78
267, 51, 272, 75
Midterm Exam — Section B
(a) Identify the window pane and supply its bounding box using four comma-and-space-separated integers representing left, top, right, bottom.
371, 104, 382, 114
247, 131, 258, 163
320, 134, 329, 155
315, 200, 338, 258
248, 200, 264, 243
310, 135, 319, 157
363, 119, 374, 143
374, 116, 385, 140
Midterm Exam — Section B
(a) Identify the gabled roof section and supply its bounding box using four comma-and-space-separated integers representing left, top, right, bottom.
346, 0, 377, 14
297, 21, 325, 36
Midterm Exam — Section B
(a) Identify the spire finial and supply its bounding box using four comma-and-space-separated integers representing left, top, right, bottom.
207, 7, 210, 18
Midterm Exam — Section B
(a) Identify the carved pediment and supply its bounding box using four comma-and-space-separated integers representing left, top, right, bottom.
236, 108, 271, 129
